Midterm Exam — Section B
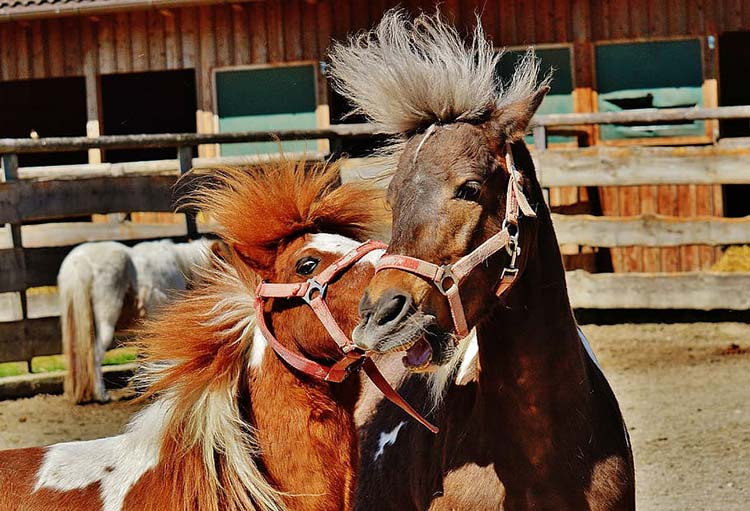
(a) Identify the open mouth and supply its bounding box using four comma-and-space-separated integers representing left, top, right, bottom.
402, 337, 433, 371
353, 311, 454, 371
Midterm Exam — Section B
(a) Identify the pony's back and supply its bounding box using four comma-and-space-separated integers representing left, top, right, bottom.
130, 239, 211, 313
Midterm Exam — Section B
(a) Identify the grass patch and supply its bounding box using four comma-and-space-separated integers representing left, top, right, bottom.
0, 362, 28, 378
27, 347, 138, 374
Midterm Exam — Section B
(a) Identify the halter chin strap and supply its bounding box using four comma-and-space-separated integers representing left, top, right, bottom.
254, 239, 438, 434
376, 142, 536, 340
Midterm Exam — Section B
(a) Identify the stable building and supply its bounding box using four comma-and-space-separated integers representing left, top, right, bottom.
0, 0, 749, 272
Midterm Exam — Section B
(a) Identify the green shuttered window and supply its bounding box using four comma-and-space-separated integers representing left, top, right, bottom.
595, 39, 704, 140
215, 64, 318, 156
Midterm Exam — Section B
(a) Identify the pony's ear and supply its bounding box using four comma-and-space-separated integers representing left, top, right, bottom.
231, 243, 276, 278
491, 86, 550, 141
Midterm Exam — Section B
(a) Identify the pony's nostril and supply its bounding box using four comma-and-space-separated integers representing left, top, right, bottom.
375, 293, 408, 326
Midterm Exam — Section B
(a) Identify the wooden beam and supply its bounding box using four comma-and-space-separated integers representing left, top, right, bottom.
553, 214, 750, 247
0, 317, 60, 362
18, 159, 180, 180
0, 248, 25, 293
0, 175, 178, 224
1, 103, 749, 154
2, 153, 27, 346
0, 124, 382, 154
566, 271, 750, 310
178, 146, 198, 239
536, 144, 750, 187
0, 363, 136, 401
532, 105, 750, 127
18, 222, 189, 248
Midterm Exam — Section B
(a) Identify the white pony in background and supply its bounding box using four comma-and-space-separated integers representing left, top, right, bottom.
58, 238, 218, 403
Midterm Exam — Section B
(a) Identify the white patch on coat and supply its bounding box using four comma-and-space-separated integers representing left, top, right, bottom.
426, 330, 478, 408
373, 421, 406, 461
307, 233, 384, 267
250, 326, 268, 368
35, 399, 171, 511
455, 334, 479, 385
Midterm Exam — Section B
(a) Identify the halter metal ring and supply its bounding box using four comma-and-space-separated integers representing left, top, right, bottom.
302, 278, 328, 305
435, 265, 458, 296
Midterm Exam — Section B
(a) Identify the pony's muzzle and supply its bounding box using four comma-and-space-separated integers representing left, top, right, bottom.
353, 289, 413, 351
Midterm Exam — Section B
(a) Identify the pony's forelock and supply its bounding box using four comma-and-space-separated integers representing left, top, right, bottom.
328, 9, 548, 136
183, 158, 384, 272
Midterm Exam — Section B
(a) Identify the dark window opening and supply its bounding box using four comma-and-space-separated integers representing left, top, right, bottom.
0, 77, 87, 167
719, 32, 750, 138
101, 70, 197, 162
723, 185, 750, 217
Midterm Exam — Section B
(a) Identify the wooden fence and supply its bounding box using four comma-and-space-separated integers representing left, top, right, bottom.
2, 105, 750, 372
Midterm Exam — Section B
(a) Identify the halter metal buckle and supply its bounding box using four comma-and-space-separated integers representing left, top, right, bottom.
302, 278, 328, 305
500, 266, 519, 281
435, 265, 458, 296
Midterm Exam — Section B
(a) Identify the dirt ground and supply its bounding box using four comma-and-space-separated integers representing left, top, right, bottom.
1, 322, 748, 510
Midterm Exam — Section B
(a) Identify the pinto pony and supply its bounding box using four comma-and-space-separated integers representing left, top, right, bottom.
330, 11, 635, 510
58, 238, 215, 404
0, 159, 385, 511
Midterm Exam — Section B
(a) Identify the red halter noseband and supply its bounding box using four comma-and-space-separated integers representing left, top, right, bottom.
254, 239, 438, 434
375, 143, 537, 340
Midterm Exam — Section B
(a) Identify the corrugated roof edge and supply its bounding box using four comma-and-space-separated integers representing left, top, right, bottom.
0, 0, 246, 22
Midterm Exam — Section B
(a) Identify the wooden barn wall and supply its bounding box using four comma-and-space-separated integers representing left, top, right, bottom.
0, 0, 748, 272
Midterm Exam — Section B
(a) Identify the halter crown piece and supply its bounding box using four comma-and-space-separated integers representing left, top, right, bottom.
376, 142, 536, 340
254, 239, 439, 434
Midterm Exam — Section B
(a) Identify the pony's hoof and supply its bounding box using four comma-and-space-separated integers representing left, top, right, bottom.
94, 393, 111, 403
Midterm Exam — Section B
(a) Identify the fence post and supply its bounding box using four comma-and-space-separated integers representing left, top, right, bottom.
1, 153, 30, 371
178, 146, 199, 240
532, 125, 549, 204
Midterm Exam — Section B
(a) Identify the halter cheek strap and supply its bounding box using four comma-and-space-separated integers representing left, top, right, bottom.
376, 142, 536, 340
254, 239, 439, 434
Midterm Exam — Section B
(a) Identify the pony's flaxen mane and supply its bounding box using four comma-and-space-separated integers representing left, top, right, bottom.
328, 9, 548, 135
185, 159, 384, 271
134, 258, 283, 511
132, 158, 384, 511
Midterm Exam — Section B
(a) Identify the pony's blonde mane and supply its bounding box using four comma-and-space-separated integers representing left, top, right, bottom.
134, 257, 284, 511
328, 9, 548, 135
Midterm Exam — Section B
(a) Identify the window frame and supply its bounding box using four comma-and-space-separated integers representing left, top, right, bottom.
211, 60, 328, 157
592, 36, 712, 146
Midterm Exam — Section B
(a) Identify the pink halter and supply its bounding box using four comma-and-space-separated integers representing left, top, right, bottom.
375, 143, 536, 340
254, 239, 438, 433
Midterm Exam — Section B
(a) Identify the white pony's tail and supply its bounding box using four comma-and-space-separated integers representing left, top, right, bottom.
59, 257, 97, 404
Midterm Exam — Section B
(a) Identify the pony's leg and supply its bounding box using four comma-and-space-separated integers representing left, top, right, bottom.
91, 320, 115, 402
90, 283, 132, 403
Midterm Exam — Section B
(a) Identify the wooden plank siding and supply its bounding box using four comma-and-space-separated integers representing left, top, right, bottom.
0, 0, 748, 273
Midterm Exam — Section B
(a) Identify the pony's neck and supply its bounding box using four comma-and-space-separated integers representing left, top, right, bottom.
477, 203, 586, 398
250, 343, 360, 510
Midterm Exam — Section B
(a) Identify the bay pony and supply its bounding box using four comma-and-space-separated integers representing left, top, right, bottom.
330, 11, 635, 510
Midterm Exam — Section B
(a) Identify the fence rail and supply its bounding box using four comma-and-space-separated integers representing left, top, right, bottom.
1, 104, 750, 379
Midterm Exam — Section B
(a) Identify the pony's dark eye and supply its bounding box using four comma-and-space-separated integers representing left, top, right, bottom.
295, 256, 320, 276
455, 181, 482, 202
